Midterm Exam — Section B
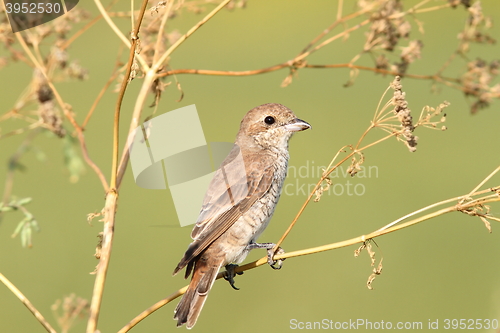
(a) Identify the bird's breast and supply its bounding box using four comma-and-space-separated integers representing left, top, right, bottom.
217, 152, 289, 264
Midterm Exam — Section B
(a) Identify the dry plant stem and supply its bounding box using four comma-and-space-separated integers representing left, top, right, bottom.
91, 1, 232, 330
357, 131, 398, 151
159, 63, 459, 80
117, 286, 188, 333
4, 45, 30, 66
379, 187, 500, 232
272, 149, 351, 252
294, 18, 371, 64
130, 0, 135, 29
274, 127, 399, 252
82, 63, 122, 129
121, 197, 500, 331
93, 0, 149, 70
60, 15, 102, 51
0, 120, 42, 140
161, 63, 461, 88
59, 0, 123, 52
159, 62, 290, 77
109, 0, 149, 190
121, 177, 500, 331
279, 195, 500, 261
25, 30, 44, 65
66, 117, 109, 190
77, 130, 109, 192
115, 0, 232, 188
152, 1, 175, 65
86, 1, 149, 332
299, 0, 367, 55
86, 190, 117, 333
14, 34, 80, 131
459, 165, 500, 205
408, 2, 452, 14
336, 0, 343, 21
0, 273, 57, 333
158, 63, 489, 98
92, 0, 131, 50
153, 0, 232, 72
356, 124, 375, 150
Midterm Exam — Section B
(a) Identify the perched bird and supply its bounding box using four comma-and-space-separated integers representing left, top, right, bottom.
173, 103, 310, 328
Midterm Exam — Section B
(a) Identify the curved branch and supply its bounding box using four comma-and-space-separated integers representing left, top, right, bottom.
118, 179, 499, 333
158, 62, 496, 100
0, 273, 57, 333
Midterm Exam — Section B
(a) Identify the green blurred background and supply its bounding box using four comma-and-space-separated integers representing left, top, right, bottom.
1, 1, 500, 332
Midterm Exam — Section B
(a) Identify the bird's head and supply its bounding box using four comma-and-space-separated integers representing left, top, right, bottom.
237, 103, 311, 151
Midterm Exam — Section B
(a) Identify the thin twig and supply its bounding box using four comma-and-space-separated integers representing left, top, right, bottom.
93, 0, 149, 70
0, 120, 43, 140
109, 0, 149, 190
299, 0, 371, 55
21, 70, 110, 192
86, 0, 150, 331
14, 33, 80, 131
272, 151, 353, 252
60, 0, 121, 52
157, 63, 487, 98
117, 286, 188, 333
116, 0, 233, 188
152, 1, 174, 65
76, 129, 109, 192
273, 119, 405, 252
153, 0, 232, 73
82, 60, 123, 129
158, 62, 290, 77
86, 190, 117, 333
459, 165, 500, 205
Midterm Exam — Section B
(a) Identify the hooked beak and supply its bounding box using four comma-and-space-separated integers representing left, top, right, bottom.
284, 118, 311, 132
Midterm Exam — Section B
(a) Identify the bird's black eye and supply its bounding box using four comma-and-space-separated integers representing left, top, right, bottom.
264, 116, 275, 125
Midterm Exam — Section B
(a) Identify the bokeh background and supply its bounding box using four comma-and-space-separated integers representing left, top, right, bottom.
1, 1, 500, 332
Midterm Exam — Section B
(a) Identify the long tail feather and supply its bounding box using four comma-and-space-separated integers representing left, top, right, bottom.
174, 258, 222, 329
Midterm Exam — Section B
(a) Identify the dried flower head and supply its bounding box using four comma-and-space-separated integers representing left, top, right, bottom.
457, 1, 495, 53
372, 76, 449, 153
363, 0, 410, 52
416, 102, 449, 131
314, 174, 332, 202
347, 152, 365, 177
51, 294, 89, 332
66, 61, 89, 81
51, 46, 69, 69
391, 76, 417, 152
38, 101, 66, 138
461, 58, 500, 113
448, 0, 471, 9
397, 39, 423, 74
150, 1, 167, 15
354, 240, 383, 290
32, 69, 65, 137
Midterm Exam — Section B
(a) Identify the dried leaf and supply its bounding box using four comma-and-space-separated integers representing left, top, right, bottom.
480, 216, 492, 233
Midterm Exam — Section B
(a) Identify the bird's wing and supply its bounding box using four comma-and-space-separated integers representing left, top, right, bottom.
173, 145, 274, 275
191, 144, 251, 238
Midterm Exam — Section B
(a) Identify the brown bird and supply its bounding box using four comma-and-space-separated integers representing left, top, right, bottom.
173, 103, 310, 328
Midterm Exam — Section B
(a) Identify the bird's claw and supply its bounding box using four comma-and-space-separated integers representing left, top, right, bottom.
267, 247, 286, 270
246, 242, 286, 270
223, 264, 243, 290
